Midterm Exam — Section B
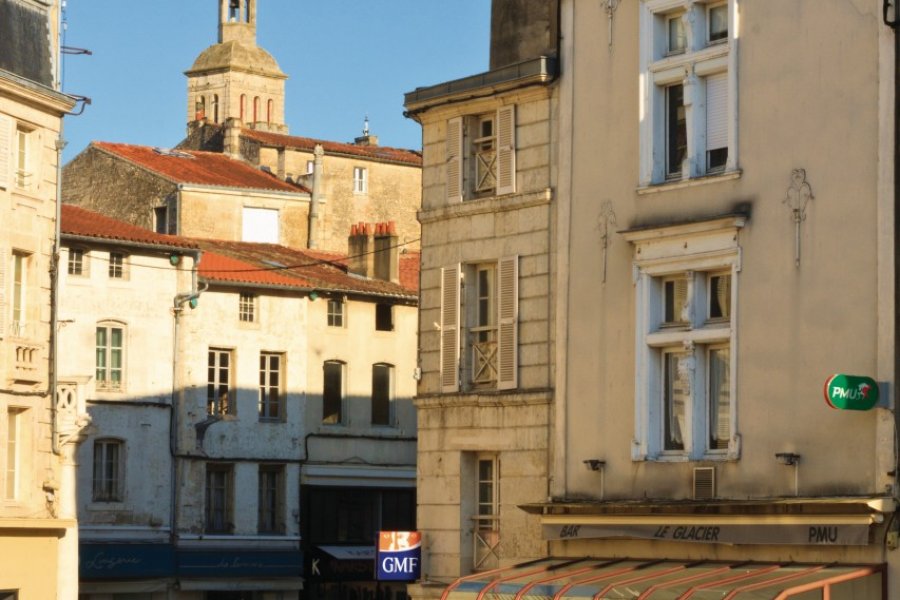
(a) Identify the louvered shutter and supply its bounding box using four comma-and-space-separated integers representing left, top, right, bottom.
440, 265, 460, 393
706, 73, 728, 154
0, 246, 6, 339
446, 117, 463, 203
497, 256, 518, 390
0, 114, 11, 189
496, 105, 516, 196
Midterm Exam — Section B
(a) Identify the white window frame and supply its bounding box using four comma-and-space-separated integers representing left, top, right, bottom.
92, 438, 124, 502
14, 125, 33, 190
67, 248, 88, 277
239, 293, 257, 323
208, 348, 234, 416
259, 352, 284, 421
258, 464, 285, 534
353, 166, 368, 194
11, 251, 28, 338
205, 463, 234, 534
639, 0, 738, 186
327, 297, 345, 328
108, 252, 127, 279
96, 323, 126, 392
625, 216, 744, 462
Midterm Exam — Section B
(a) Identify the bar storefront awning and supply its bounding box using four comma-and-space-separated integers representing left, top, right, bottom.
440, 558, 885, 600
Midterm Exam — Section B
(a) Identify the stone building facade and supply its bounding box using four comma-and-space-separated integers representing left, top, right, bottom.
404, 12, 558, 590
0, 0, 81, 597
61, 205, 420, 599
406, 0, 900, 598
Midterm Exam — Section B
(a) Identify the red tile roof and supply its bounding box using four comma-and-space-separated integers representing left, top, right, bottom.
61, 204, 199, 249
241, 129, 423, 167
92, 142, 311, 193
60, 205, 418, 299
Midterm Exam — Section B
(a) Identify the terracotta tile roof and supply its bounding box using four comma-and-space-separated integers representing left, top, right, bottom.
92, 141, 311, 193
61, 205, 199, 249
196, 239, 418, 300
60, 206, 419, 300
241, 129, 423, 167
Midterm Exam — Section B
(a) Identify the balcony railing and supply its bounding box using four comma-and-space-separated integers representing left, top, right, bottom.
470, 327, 498, 385
472, 515, 500, 571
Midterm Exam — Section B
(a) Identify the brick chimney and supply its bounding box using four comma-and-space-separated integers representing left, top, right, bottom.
373, 221, 400, 284
348, 222, 375, 278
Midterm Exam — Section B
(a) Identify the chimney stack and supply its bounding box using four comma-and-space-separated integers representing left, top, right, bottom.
347, 221, 399, 283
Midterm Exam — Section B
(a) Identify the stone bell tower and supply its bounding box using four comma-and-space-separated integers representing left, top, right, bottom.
184, 0, 288, 133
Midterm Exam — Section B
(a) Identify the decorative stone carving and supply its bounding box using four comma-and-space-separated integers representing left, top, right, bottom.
598, 200, 617, 283
783, 168, 814, 267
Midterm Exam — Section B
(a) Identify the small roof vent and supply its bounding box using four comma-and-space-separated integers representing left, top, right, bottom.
153, 147, 195, 159
693, 467, 715, 500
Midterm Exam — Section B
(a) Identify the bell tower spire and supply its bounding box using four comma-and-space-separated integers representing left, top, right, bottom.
219, 0, 257, 45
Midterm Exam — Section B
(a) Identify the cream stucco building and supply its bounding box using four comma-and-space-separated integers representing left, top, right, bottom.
0, 0, 81, 598
60, 205, 419, 598
407, 0, 900, 598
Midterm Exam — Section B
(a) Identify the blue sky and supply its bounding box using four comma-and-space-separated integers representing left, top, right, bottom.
60, 1, 491, 162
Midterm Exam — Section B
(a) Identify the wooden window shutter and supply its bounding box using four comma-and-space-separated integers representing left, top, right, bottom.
706, 73, 728, 153
440, 265, 461, 393
446, 117, 463, 203
0, 114, 11, 189
496, 105, 516, 196
497, 255, 518, 390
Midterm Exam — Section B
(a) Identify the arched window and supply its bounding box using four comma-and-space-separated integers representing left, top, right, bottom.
212, 94, 219, 124
196, 96, 206, 121
253, 96, 260, 123
93, 438, 125, 502
267, 99, 273, 124
240, 94, 246, 122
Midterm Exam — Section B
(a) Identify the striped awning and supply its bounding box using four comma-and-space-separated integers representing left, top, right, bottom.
441, 558, 884, 600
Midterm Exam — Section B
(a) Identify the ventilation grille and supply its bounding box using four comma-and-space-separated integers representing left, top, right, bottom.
693, 467, 715, 500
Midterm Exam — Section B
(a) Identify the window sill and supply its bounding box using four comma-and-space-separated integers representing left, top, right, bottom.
637, 169, 741, 196
258, 417, 286, 424
87, 501, 126, 511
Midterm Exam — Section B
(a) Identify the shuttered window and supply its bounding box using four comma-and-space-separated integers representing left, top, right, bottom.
496, 256, 518, 390
440, 265, 460, 392
446, 117, 463, 203
705, 73, 728, 172
495, 106, 516, 196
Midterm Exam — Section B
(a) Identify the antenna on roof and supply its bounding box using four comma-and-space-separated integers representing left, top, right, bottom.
363, 114, 370, 137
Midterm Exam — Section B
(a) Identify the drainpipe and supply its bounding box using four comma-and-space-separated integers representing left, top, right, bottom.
308, 144, 324, 249
169, 250, 203, 591
886, 1, 900, 496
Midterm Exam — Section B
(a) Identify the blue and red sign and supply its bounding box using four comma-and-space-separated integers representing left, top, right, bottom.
376, 531, 421, 581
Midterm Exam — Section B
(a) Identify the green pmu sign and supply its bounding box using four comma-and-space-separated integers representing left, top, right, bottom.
824, 374, 879, 411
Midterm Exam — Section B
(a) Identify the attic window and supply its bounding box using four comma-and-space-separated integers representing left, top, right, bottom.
153, 147, 194, 159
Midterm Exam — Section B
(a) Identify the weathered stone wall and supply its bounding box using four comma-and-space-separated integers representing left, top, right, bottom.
490, 0, 558, 69
255, 145, 422, 254
62, 146, 176, 230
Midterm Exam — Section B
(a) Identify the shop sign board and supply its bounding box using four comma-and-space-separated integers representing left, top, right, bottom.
824, 374, 879, 411
543, 523, 870, 545
376, 531, 421, 581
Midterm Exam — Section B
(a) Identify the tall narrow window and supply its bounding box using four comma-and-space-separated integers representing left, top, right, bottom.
267, 99, 273, 124
212, 94, 220, 124
471, 265, 498, 386
667, 13, 686, 54
707, 3, 728, 42
371, 363, 392, 426
375, 303, 393, 332
108, 252, 125, 279
708, 346, 731, 449
473, 115, 496, 194
259, 352, 283, 421
258, 464, 285, 534
353, 167, 368, 194
666, 84, 686, 179
15, 126, 30, 189
327, 298, 344, 327
474, 456, 500, 571
239, 293, 257, 323
5, 409, 23, 500
323, 361, 344, 425
92, 439, 123, 502
11, 252, 27, 337
663, 351, 687, 451
96, 324, 124, 391
240, 94, 246, 122
706, 73, 729, 173
206, 464, 234, 533
253, 97, 260, 123
208, 349, 234, 416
